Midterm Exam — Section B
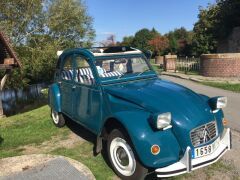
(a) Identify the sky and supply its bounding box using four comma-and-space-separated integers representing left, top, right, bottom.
85, 0, 216, 43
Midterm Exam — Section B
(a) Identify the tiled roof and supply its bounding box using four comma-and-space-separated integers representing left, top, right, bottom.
0, 31, 22, 68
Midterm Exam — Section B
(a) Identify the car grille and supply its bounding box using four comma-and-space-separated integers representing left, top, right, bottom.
190, 121, 218, 147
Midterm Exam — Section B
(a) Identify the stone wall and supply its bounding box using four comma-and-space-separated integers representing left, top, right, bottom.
217, 27, 240, 53
200, 53, 240, 77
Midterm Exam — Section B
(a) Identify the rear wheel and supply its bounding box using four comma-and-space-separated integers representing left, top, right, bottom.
107, 129, 148, 180
51, 109, 65, 127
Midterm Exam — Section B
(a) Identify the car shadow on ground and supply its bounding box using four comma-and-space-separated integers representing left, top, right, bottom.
64, 117, 158, 179
64, 116, 117, 174
0, 136, 3, 145
65, 116, 96, 144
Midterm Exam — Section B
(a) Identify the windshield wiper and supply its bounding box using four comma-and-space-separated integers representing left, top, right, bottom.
137, 69, 151, 76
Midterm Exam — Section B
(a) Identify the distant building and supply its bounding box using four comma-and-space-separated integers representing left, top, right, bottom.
0, 31, 21, 68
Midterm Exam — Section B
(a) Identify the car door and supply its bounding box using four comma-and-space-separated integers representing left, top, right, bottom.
60, 55, 74, 116
72, 54, 102, 133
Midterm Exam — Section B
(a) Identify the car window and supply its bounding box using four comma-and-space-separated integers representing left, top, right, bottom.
95, 56, 151, 79
75, 56, 94, 85
61, 56, 73, 81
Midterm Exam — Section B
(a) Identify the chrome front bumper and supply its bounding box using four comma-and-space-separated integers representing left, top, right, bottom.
155, 128, 231, 178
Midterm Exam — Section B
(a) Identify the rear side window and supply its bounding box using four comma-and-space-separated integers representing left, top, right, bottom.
61, 56, 73, 81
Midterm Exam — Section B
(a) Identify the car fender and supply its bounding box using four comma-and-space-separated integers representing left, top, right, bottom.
48, 83, 61, 112
199, 94, 224, 136
113, 110, 181, 168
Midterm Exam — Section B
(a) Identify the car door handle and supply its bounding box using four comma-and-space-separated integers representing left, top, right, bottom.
72, 85, 76, 89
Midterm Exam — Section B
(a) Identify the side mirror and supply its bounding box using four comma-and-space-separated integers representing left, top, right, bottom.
144, 50, 152, 60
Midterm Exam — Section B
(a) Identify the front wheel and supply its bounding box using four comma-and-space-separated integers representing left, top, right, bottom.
107, 129, 148, 180
51, 109, 65, 127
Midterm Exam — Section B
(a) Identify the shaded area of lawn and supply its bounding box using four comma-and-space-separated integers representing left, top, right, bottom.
201, 82, 240, 93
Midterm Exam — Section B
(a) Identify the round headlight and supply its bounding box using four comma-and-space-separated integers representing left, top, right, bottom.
156, 112, 171, 129
150, 112, 172, 130
217, 96, 227, 109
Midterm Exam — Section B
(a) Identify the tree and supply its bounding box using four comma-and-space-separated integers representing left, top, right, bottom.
0, 0, 43, 45
132, 28, 156, 52
47, 0, 95, 48
0, 0, 95, 88
150, 27, 160, 38
167, 32, 178, 54
148, 35, 169, 56
214, 0, 240, 39
193, 0, 240, 55
164, 27, 194, 56
121, 36, 134, 46
193, 5, 219, 55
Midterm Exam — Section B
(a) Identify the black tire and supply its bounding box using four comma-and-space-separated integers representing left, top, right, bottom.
107, 129, 148, 180
51, 109, 65, 128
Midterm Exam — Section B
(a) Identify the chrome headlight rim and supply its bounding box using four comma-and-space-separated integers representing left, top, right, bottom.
151, 112, 172, 130
217, 96, 227, 109
209, 96, 227, 111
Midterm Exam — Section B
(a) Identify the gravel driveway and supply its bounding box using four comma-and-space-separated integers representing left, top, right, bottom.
161, 75, 240, 132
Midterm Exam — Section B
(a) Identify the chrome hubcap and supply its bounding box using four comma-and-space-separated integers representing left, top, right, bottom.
110, 137, 136, 176
116, 147, 129, 166
51, 110, 59, 124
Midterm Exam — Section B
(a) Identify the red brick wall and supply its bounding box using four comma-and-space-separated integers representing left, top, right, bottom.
200, 54, 240, 77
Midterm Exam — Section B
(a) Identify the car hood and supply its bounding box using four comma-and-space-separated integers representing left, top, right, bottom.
104, 78, 215, 149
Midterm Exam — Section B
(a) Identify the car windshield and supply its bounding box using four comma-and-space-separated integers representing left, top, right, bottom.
95, 56, 152, 79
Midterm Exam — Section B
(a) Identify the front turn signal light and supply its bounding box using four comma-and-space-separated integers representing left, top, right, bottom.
151, 145, 160, 155
222, 118, 228, 126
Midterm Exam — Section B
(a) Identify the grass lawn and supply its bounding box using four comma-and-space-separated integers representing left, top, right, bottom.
0, 105, 115, 179
0, 105, 238, 179
201, 82, 240, 93
0, 106, 69, 158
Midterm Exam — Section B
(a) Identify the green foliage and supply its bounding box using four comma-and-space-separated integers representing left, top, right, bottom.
120, 27, 194, 57
0, 0, 95, 88
193, 0, 240, 55
214, 0, 240, 39
0, 0, 43, 45
47, 0, 95, 48
201, 82, 240, 92
121, 36, 134, 46
167, 33, 178, 54
193, 5, 219, 55
165, 27, 193, 56
132, 28, 156, 52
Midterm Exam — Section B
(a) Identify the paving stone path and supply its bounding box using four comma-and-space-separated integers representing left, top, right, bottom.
0, 154, 95, 180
